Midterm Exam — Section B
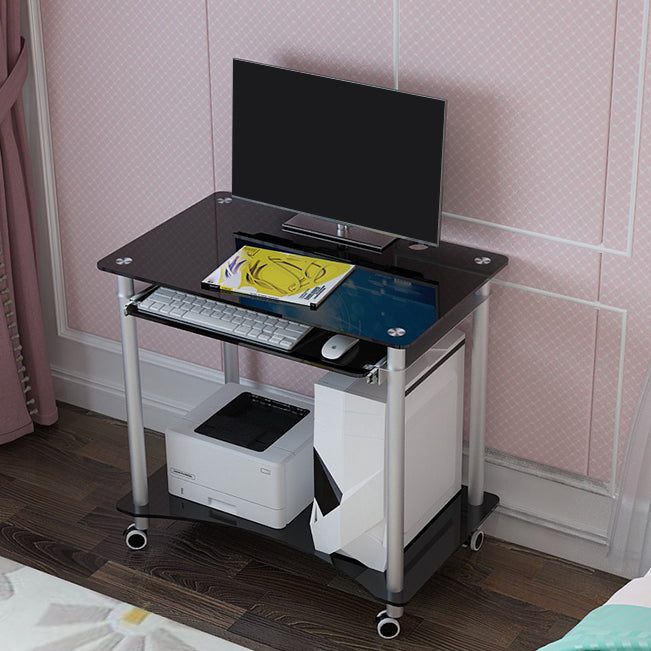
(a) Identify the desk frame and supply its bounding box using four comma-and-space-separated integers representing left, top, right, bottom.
115, 274, 492, 624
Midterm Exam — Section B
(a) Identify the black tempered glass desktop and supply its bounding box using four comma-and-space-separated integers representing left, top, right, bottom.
97, 191, 507, 623
98, 192, 507, 370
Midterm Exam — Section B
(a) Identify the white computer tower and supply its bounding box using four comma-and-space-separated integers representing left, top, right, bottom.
310, 329, 465, 571
165, 383, 314, 529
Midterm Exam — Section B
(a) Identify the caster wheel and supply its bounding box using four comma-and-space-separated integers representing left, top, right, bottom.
469, 529, 484, 552
376, 610, 401, 640
124, 524, 148, 550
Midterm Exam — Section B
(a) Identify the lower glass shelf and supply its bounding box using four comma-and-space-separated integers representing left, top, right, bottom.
117, 466, 499, 605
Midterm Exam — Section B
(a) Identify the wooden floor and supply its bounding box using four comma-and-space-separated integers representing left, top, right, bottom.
0, 403, 627, 650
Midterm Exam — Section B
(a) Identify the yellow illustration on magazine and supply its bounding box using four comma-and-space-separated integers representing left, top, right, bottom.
202, 246, 354, 307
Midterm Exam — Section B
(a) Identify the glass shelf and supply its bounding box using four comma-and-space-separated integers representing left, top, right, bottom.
117, 467, 499, 605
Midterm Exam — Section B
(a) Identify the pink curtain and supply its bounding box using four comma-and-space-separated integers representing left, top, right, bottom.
0, 0, 56, 443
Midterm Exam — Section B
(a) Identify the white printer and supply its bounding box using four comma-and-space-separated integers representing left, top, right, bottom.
165, 383, 314, 529
310, 329, 465, 571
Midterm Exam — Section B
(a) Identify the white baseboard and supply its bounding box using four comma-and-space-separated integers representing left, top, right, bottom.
51, 329, 621, 576
470, 453, 618, 575
52, 328, 220, 433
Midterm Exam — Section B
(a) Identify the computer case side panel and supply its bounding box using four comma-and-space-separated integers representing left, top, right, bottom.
311, 330, 465, 571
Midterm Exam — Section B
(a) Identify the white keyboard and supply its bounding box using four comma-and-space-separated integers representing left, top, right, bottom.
136, 286, 312, 351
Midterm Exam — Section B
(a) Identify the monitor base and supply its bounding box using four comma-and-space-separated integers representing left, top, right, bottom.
282, 214, 396, 252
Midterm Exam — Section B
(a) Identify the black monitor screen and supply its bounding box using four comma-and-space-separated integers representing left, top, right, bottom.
232, 59, 446, 248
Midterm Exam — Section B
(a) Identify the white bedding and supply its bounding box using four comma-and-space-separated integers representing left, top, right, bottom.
605, 567, 651, 608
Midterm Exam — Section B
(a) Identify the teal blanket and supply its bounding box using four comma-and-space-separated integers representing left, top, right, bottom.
539, 604, 651, 650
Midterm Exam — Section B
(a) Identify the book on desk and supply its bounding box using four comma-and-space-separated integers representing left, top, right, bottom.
201, 245, 354, 308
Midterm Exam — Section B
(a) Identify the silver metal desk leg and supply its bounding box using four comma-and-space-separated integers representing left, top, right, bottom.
468, 282, 490, 506
222, 342, 240, 384
385, 347, 407, 619
117, 277, 149, 532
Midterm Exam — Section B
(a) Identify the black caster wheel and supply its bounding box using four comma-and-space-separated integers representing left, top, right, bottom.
124, 523, 148, 550
468, 529, 485, 552
376, 610, 401, 640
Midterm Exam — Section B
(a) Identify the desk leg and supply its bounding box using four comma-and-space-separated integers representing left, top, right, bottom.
385, 347, 406, 619
222, 342, 240, 384
468, 282, 490, 506
117, 277, 149, 532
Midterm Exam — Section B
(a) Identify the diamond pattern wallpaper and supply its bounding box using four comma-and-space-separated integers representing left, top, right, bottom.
401, 0, 617, 243
38, 0, 650, 483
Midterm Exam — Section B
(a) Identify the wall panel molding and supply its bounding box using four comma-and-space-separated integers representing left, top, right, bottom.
497, 281, 627, 494
603, 0, 649, 253
445, 211, 633, 257
427, 0, 648, 257
25, 0, 69, 337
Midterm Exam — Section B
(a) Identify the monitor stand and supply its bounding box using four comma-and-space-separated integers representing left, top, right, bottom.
282, 214, 396, 252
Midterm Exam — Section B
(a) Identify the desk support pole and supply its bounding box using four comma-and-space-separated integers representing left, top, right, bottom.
385, 347, 406, 618
468, 282, 490, 506
222, 342, 240, 384
117, 277, 149, 531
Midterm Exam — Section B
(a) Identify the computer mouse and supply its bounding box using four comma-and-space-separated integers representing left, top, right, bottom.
321, 334, 359, 360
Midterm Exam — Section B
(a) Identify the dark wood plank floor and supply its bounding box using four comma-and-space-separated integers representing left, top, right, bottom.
0, 403, 627, 650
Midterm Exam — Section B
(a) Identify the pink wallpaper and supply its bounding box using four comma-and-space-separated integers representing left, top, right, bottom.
401, 0, 617, 243
206, 0, 395, 191
40, 0, 215, 362
39, 1, 651, 483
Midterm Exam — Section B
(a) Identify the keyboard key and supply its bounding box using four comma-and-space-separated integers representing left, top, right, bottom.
182, 311, 238, 332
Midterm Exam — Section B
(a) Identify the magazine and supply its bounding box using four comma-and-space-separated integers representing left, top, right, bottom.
201, 245, 355, 308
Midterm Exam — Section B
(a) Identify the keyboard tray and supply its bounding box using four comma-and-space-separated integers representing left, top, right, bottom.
126, 287, 387, 377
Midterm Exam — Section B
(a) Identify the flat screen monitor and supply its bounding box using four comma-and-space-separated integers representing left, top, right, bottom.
232, 59, 446, 251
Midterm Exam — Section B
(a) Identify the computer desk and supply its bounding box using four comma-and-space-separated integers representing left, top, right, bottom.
97, 191, 508, 638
